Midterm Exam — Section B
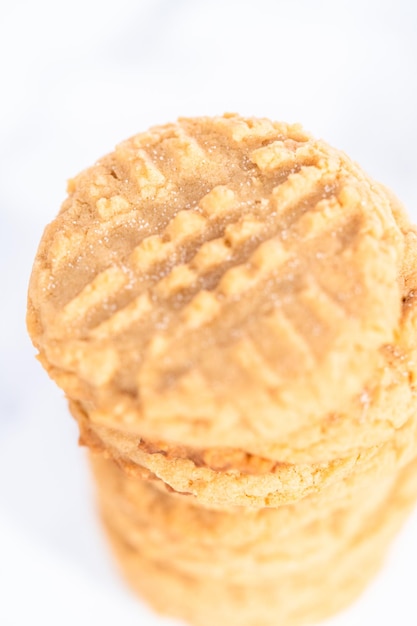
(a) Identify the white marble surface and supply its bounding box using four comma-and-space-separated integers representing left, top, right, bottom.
1, 1, 417, 624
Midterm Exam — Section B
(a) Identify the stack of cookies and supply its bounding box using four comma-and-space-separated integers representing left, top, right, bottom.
27, 114, 417, 626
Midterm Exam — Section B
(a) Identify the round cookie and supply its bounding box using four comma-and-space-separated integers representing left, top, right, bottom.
76, 396, 417, 508
91, 453, 398, 583
28, 114, 405, 451
72, 219, 417, 476
71, 223, 417, 510
99, 456, 417, 626
88, 447, 413, 548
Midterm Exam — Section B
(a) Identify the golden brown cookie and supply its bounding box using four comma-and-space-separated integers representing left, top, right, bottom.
91, 452, 399, 584
27, 114, 417, 626
76, 396, 417, 508
69, 215, 417, 485
98, 455, 417, 626
70, 224, 417, 508
28, 114, 405, 451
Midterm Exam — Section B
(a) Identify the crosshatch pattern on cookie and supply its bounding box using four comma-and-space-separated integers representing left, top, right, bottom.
28, 114, 406, 447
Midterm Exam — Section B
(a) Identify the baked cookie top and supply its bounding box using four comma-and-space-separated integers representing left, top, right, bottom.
27, 114, 405, 447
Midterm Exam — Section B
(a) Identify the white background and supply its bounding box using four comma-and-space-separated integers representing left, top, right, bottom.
1, 1, 417, 625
